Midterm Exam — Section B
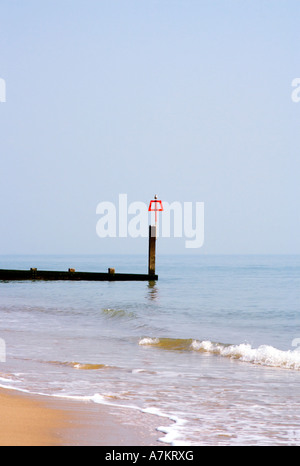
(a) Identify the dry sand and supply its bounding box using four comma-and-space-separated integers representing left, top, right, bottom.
0, 389, 164, 446
0, 389, 66, 446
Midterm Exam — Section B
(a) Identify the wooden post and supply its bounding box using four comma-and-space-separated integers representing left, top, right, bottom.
148, 225, 156, 276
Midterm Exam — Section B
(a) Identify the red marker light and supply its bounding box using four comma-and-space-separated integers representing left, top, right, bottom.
148, 196, 163, 225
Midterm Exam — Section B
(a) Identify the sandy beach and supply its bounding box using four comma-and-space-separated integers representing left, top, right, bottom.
0, 388, 163, 446
0, 389, 66, 446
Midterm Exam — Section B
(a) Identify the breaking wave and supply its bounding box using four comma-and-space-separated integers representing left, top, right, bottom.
139, 337, 300, 370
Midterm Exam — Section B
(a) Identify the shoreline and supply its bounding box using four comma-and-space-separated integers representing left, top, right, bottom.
0, 388, 165, 446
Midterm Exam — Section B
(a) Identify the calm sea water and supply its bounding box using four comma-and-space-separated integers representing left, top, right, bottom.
0, 254, 299, 445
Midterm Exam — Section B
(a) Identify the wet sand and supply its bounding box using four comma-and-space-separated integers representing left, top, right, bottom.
0, 389, 164, 446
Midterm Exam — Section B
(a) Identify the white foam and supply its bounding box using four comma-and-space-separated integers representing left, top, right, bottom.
156, 416, 188, 446
139, 337, 159, 346
190, 340, 300, 370
0, 377, 13, 384
0, 383, 30, 394
87, 393, 190, 445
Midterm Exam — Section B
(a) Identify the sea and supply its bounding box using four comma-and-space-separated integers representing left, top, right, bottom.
0, 254, 299, 446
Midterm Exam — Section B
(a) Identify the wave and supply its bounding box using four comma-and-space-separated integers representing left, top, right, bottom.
139, 337, 194, 351
139, 337, 300, 370
88, 394, 187, 446
101, 308, 136, 320
47, 361, 112, 370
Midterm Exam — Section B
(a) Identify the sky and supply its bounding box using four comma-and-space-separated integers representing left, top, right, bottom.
0, 0, 299, 256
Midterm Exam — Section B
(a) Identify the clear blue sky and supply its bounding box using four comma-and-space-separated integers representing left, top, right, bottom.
0, 0, 299, 255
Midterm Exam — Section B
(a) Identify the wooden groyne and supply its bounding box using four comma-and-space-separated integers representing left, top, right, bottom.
0, 217, 159, 282
0, 268, 158, 282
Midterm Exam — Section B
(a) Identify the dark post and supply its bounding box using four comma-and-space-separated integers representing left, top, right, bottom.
148, 225, 157, 276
